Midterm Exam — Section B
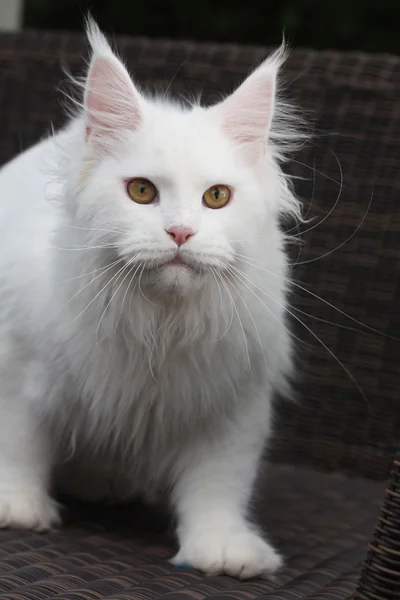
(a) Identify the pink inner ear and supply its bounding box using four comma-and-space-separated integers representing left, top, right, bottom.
85, 56, 141, 140
222, 76, 274, 145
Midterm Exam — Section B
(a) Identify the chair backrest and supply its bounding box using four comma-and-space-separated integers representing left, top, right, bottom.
0, 30, 399, 478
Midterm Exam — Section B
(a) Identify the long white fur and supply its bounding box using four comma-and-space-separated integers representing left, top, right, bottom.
0, 20, 302, 578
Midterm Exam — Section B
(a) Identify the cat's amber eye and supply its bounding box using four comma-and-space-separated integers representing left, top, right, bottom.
127, 178, 157, 204
203, 184, 231, 209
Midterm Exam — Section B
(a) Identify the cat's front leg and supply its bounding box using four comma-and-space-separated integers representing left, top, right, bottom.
170, 394, 282, 579
0, 348, 60, 531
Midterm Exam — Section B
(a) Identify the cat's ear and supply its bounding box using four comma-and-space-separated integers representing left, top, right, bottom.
84, 20, 143, 145
211, 47, 285, 158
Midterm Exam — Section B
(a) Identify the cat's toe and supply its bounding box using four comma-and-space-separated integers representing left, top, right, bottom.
172, 529, 282, 579
0, 490, 61, 532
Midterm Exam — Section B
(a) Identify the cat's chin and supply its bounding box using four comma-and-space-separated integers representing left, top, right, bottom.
145, 262, 205, 298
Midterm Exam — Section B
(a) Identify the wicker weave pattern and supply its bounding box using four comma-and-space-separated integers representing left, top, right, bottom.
0, 466, 385, 599
355, 452, 400, 600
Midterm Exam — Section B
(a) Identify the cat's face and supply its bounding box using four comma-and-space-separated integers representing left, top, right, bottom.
76, 26, 285, 297
83, 105, 277, 296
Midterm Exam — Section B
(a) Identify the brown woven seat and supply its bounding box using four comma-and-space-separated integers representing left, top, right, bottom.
0, 465, 385, 599
0, 29, 399, 600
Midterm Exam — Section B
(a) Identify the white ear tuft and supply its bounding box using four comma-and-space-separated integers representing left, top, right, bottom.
84, 19, 142, 146
85, 17, 115, 60
212, 45, 287, 158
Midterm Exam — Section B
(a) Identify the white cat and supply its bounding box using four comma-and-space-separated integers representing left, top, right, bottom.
0, 21, 302, 578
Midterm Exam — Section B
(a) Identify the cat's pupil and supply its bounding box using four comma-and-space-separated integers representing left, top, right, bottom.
139, 183, 146, 194
213, 188, 220, 200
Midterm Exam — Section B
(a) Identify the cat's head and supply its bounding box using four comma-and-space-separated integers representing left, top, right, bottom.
68, 21, 301, 298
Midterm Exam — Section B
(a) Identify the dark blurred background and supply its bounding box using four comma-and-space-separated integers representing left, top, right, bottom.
24, 0, 399, 54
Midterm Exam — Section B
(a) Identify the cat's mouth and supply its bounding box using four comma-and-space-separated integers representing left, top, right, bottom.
128, 250, 224, 273
162, 251, 224, 271
136, 251, 196, 271
161, 250, 196, 269
166, 255, 185, 266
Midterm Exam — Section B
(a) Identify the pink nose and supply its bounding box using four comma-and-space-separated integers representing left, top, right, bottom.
166, 226, 195, 247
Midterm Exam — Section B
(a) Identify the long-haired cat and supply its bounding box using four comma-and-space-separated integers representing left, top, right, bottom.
0, 21, 302, 578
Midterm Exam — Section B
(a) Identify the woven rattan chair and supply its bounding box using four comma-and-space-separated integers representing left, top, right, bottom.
0, 29, 399, 600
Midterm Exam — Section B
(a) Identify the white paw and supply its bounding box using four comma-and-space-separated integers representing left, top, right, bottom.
0, 490, 61, 532
171, 529, 283, 579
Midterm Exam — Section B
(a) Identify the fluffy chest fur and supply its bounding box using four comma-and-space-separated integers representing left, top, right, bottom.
48, 272, 270, 463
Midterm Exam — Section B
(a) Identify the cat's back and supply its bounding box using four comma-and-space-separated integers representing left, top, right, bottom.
0, 133, 65, 324
0, 134, 62, 241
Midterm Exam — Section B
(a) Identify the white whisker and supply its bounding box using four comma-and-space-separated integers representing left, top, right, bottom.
208, 267, 235, 343
137, 264, 159, 382
230, 263, 371, 410
58, 257, 123, 284
71, 256, 140, 322
62, 257, 125, 308
95, 256, 139, 340
291, 149, 343, 241
162, 59, 188, 101
64, 223, 126, 235
120, 258, 143, 315
284, 156, 317, 236
138, 264, 163, 310
223, 265, 267, 367
216, 268, 252, 371
210, 267, 224, 312
233, 241, 399, 342
290, 153, 343, 186
51, 244, 119, 252
226, 264, 307, 349
293, 189, 374, 266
